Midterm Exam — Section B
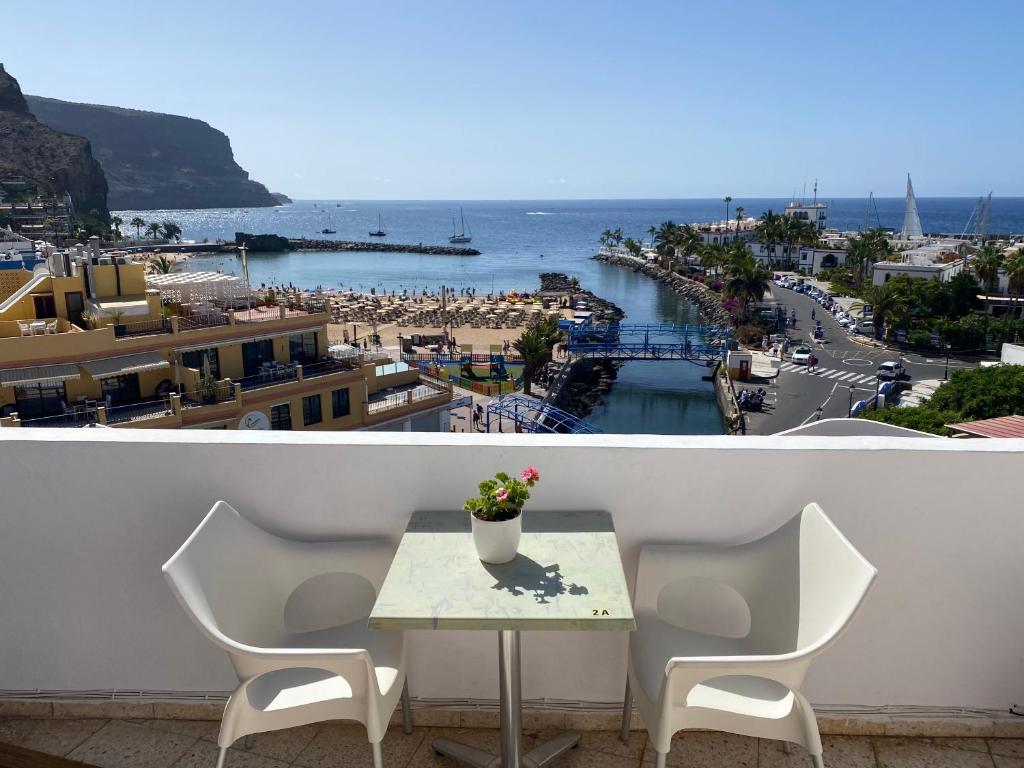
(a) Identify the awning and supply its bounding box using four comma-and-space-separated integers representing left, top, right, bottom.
0, 363, 81, 387
80, 351, 170, 379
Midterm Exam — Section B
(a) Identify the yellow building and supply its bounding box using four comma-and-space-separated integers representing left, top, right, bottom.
0, 240, 453, 431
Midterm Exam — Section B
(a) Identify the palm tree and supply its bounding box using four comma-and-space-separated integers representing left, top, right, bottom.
130, 216, 145, 240
850, 282, 909, 340
972, 244, 1004, 314
755, 210, 785, 264
146, 222, 162, 240
723, 196, 732, 224
512, 319, 560, 396
724, 251, 769, 322
1004, 251, 1024, 318
110, 216, 123, 240
599, 229, 614, 249
734, 206, 745, 235
148, 254, 175, 275
699, 243, 727, 276
674, 224, 701, 263
654, 221, 679, 257
845, 227, 892, 285
622, 237, 643, 259
161, 221, 182, 242
647, 225, 657, 248
611, 228, 624, 247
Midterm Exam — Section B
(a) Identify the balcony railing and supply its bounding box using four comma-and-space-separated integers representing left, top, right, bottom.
18, 409, 99, 428
301, 359, 357, 379
115, 317, 172, 338
234, 298, 328, 324
366, 382, 449, 416
237, 364, 299, 392
179, 381, 237, 409
176, 308, 230, 331
105, 398, 173, 425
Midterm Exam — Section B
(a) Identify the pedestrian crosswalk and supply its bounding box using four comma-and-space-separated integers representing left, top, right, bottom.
780, 362, 879, 385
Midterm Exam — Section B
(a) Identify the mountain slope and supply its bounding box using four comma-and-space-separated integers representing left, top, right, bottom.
0, 64, 109, 219
26, 95, 278, 211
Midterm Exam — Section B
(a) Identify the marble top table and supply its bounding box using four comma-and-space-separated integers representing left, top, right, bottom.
369, 510, 635, 632
369, 510, 634, 768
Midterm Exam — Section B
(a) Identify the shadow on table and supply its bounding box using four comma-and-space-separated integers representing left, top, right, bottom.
484, 554, 590, 604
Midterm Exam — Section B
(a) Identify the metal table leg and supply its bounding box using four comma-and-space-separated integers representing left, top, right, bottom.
431, 630, 581, 767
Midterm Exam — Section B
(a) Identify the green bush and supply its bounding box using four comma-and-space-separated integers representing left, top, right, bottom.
859, 366, 1024, 434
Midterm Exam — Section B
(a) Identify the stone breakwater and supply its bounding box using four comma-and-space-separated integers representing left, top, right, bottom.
234, 232, 480, 255
538, 272, 625, 421
291, 238, 480, 256
538, 272, 625, 323
592, 253, 731, 325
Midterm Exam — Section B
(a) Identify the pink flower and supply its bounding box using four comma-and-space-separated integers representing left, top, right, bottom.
495, 488, 509, 502
521, 467, 540, 482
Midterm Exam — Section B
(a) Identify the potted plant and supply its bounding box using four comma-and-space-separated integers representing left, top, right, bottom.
109, 309, 126, 338
197, 374, 219, 405
463, 467, 540, 563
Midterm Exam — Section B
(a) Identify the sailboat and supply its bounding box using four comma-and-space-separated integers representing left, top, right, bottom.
449, 207, 472, 244
368, 212, 387, 237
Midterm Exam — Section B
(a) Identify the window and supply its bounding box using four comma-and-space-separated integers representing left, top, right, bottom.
289, 332, 318, 365
302, 394, 322, 426
270, 403, 291, 430
242, 339, 275, 376
14, 383, 66, 419
101, 373, 141, 406
181, 348, 220, 380
332, 387, 351, 418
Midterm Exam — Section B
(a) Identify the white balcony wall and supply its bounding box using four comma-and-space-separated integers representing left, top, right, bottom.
0, 430, 1021, 710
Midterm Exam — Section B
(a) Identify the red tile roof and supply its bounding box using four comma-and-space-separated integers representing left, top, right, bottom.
947, 415, 1024, 438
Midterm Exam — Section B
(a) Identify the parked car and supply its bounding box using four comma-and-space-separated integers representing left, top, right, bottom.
791, 345, 813, 365
877, 360, 907, 380
854, 319, 875, 335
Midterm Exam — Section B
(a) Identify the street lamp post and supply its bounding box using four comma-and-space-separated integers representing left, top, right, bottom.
944, 343, 952, 380
848, 384, 856, 417
874, 374, 881, 410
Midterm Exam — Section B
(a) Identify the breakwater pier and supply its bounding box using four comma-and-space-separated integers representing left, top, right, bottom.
235, 232, 480, 256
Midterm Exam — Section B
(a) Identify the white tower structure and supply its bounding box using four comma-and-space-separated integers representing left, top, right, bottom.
900, 174, 923, 239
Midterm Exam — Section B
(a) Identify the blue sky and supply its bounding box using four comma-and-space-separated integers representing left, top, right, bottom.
5, 1, 1022, 199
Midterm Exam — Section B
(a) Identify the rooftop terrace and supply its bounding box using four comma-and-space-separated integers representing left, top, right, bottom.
0, 431, 1021, 766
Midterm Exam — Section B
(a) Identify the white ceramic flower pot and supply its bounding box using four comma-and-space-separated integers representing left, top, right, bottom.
471, 511, 522, 564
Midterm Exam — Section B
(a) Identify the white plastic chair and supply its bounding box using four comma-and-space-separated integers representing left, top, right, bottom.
621, 503, 876, 768
163, 501, 411, 768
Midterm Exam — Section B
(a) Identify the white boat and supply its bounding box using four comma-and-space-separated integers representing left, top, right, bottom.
368, 212, 386, 237
449, 208, 472, 244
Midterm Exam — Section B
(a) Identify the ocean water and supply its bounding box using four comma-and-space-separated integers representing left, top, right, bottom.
115, 197, 1024, 297
113, 198, 1024, 435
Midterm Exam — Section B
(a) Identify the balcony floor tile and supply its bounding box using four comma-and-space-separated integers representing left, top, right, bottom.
66, 720, 195, 768
6, 717, 1020, 768
293, 723, 423, 768
171, 738, 289, 768
990, 741, 1024, 759
643, 730, 759, 767
142, 718, 221, 741
210, 724, 320, 763
760, 736, 877, 768
0, 717, 106, 757
873, 736, 997, 768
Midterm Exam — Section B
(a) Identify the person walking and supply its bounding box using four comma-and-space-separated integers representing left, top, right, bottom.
808, 353, 818, 373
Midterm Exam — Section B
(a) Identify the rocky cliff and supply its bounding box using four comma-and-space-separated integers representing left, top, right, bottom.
26, 95, 278, 211
0, 64, 109, 219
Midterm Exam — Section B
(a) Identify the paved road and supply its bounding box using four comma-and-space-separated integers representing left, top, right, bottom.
742, 285, 990, 434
